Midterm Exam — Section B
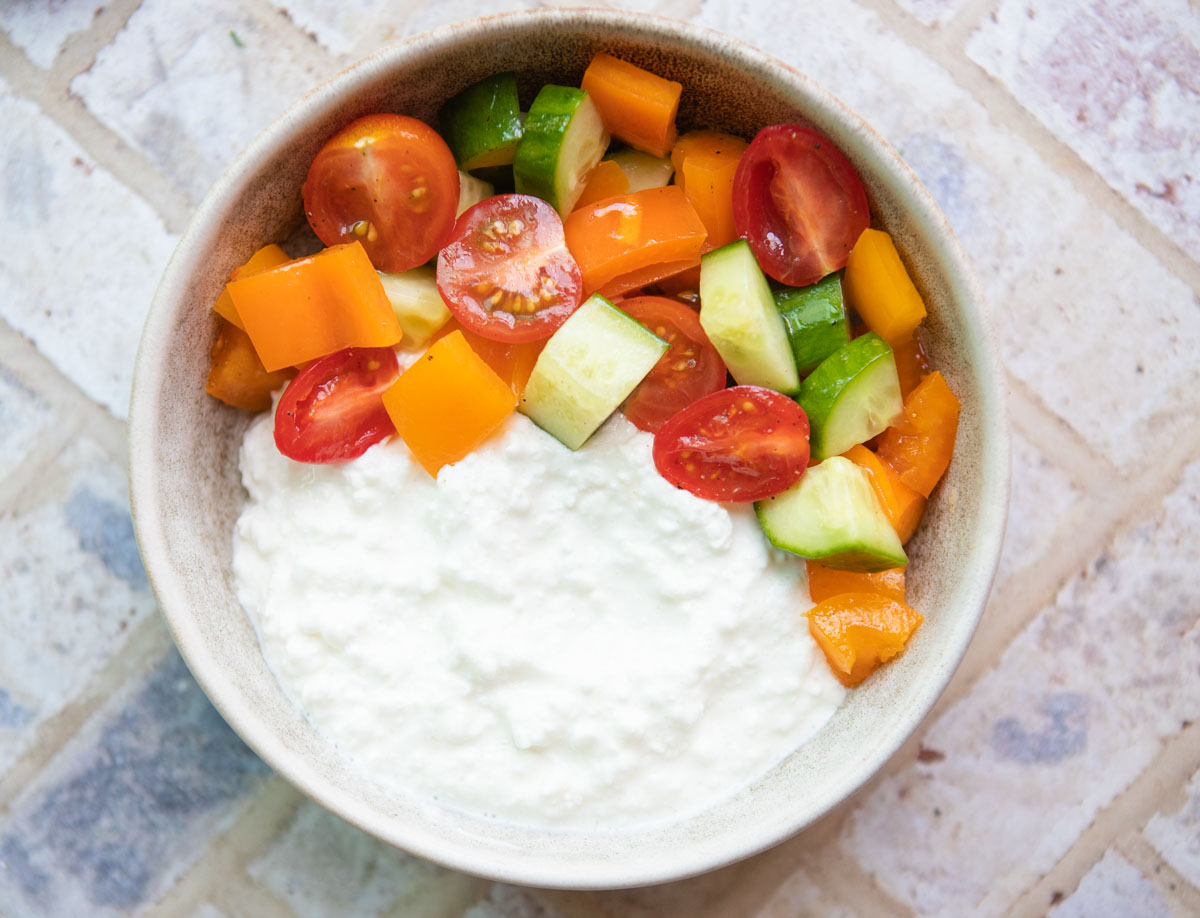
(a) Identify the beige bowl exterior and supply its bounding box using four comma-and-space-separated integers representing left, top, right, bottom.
129, 9, 1009, 889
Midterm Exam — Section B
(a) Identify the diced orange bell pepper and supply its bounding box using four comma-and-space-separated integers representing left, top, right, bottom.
228, 241, 402, 372
564, 186, 707, 298
381, 330, 517, 476
574, 160, 631, 210
212, 244, 291, 329
670, 131, 748, 250
877, 371, 961, 498
842, 444, 926, 543
205, 317, 296, 412
807, 593, 923, 687
843, 228, 927, 349
429, 319, 546, 398
892, 330, 931, 399
580, 52, 682, 158
807, 562, 906, 604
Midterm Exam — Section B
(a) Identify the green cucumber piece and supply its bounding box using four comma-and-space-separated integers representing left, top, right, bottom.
440, 72, 524, 171
755, 456, 907, 572
798, 332, 903, 462
377, 266, 452, 349
607, 148, 674, 192
513, 86, 609, 216
520, 295, 667, 449
456, 170, 494, 217
699, 240, 800, 395
773, 273, 850, 375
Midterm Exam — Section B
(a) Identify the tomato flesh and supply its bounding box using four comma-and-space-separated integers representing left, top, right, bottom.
732, 125, 869, 287
437, 194, 583, 342
619, 296, 727, 433
653, 385, 810, 502
275, 347, 399, 464
303, 114, 459, 274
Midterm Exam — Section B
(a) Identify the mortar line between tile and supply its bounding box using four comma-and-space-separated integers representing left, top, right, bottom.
45, 0, 144, 84
1005, 371, 1121, 494
868, 411, 1200, 783
1118, 832, 1200, 918
212, 870, 301, 918
139, 777, 304, 918
857, 0, 1200, 297
0, 615, 172, 812
1002, 723, 1200, 918
0, 31, 193, 235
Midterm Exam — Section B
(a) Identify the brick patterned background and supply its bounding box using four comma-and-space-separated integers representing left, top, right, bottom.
1, 1, 1198, 916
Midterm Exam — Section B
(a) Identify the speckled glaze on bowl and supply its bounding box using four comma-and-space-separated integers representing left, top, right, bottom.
129, 8, 1009, 889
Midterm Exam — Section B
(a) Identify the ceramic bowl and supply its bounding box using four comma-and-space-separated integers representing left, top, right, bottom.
129, 8, 1009, 889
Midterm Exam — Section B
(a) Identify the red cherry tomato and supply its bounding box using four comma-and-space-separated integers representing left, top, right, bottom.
274, 347, 399, 464
732, 125, 869, 287
302, 114, 459, 273
437, 194, 584, 343
619, 296, 728, 433
652, 385, 810, 502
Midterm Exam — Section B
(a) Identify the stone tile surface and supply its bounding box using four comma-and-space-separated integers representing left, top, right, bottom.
1050, 849, 1179, 918
968, 0, 1200, 262
0, 363, 54, 484
997, 433, 1084, 581
0, 0, 106, 69
893, 0, 971, 27
0, 649, 270, 917
465, 885, 562, 918
842, 459, 1200, 917
72, 0, 337, 204
1145, 766, 1200, 888
247, 800, 449, 918
267, 0, 409, 58
0, 437, 155, 777
696, 0, 1200, 469
0, 77, 177, 420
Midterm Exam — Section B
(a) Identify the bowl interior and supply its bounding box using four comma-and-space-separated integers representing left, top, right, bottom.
129, 9, 1008, 889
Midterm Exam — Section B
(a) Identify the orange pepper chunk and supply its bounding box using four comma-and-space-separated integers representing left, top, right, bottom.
807, 593, 923, 687
382, 330, 517, 476
212, 244, 291, 329
430, 319, 546, 398
892, 330, 931, 399
842, 444, 927, 543
564, 186, 707, 298
670, 131, 748, 251
581, 52, 682, 158
205, 317, 296, 412
843, 228, 927, 349
574, 159, 631, 210
877, 371, 961, 498
807, 562, 906, 604
228, 241, 402, 372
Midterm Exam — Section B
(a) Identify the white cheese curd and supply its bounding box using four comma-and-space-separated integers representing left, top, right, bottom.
233, 410, 845, 829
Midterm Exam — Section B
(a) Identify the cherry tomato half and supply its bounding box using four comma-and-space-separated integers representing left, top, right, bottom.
275, 347, 399, 464
302, 114, 459, 274
620, 296, 728, 433
652, 385, 810, 502
732, 125, 869, 287
437, 194, 583, 342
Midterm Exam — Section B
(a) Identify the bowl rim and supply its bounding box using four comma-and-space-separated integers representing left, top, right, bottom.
129, 7, 1010, 889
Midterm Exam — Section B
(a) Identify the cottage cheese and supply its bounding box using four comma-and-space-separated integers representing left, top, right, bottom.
233, 410, 844, 829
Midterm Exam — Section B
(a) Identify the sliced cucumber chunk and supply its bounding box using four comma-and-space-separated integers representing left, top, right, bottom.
513, 86, 609, 216
774, 273, 850, 375
440, 72, 524, 171
520, 295, 667, 449
377, 266, 451, 349
456, 170, 494, 217
607, 148, 674, 192
755, 456, 907, 572
699, 240, 800, 395
799, 332, 903, 462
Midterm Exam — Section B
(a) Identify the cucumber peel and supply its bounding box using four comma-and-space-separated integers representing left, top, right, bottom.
755, 456, 907, 572
514, 86, 609, 216
773, 273, 850, 375
441, 72, 524, 171
799, 332, 903, 461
